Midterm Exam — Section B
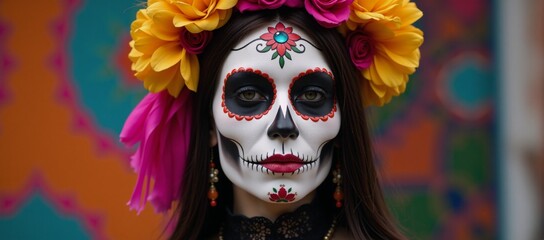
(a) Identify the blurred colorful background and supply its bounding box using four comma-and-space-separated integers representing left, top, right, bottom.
0, 0, 542, 239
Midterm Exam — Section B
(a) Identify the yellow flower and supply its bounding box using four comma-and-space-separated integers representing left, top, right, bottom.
343, 0, 423, 106
171, 0, 237, 33
128, 0, 237, 97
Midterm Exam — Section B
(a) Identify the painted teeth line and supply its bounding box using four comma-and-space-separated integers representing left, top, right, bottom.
240, 153, 320, 164
242, 160, 316, 176
241, 154, 265, 163
240, 151, 321, 175
293, 153, 319, 163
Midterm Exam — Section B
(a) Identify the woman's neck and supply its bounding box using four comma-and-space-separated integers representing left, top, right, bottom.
232, 186, 316, 221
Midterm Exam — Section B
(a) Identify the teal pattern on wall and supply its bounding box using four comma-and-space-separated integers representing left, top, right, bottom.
374, 0, 496, 239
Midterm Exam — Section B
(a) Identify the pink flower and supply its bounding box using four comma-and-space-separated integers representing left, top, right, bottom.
346, 29, 375, 70
179, 28, 213, 54
285, 0, 304, 7
268, 185, 297, 202
237, 0, 303, 12
305, 0, 353, 28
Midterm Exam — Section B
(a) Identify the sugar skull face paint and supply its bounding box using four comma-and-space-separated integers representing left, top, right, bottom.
212, 22, 341, 204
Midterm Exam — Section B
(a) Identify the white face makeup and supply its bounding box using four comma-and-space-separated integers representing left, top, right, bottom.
212, 22, 341, 204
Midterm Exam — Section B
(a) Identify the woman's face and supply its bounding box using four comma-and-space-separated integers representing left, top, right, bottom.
212, 21, 341, 204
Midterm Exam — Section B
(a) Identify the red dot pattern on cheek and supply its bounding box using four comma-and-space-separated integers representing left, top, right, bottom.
289, 68, 337, 122
221, 67, 277, 121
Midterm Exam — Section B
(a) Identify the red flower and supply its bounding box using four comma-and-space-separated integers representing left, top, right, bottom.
268, 184, 297, 202
346, 29, 375, 70
180, 28, 213, 54
260, 22, 301, 57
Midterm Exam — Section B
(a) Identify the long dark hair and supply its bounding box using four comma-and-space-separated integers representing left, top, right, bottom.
170, 8, 406, 240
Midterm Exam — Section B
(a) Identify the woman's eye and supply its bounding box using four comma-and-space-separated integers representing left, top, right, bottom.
237, 89, 265, 102
300, 91, 321, 101
297, 89, 325, 102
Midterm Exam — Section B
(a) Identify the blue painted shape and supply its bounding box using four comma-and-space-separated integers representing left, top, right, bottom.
446, 56, 493, 111
446, 188, 465, 212
0, 194, 91, 240
70, 0, 146, 138
274, 31, 288, 43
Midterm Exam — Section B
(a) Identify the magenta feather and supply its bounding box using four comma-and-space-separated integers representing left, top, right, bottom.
120, 89, 193, 213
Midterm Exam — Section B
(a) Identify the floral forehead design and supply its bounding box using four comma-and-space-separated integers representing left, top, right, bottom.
123, 0, 424, 213
233, 22, 313, 68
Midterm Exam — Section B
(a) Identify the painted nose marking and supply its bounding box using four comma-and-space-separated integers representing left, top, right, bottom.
267, 106, 299, 139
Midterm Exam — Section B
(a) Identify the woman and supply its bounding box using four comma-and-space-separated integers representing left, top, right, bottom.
121, 1, 423, 239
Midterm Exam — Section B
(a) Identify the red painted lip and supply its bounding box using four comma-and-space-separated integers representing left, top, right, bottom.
260, 154, 304, 173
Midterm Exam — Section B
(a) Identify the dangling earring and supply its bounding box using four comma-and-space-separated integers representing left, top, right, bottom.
332, 164, 343, 208
208, 150, 219, 207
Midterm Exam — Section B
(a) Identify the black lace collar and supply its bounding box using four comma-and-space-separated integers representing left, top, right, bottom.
221, 200, 336, 240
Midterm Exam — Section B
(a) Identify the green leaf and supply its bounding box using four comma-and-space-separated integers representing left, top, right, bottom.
261, 45, 271, 52
273, 188, 277, 193
271, 51, 279, 60
292, 46, 303, 53
288, 187, 292, 193
279, 56, 285, 68
285, 52, 292, 60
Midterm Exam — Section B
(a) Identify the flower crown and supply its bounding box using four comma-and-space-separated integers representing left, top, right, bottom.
129, 0, 424, 106
123, 0, 423, 213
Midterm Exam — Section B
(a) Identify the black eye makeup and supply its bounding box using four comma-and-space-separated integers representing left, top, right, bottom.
222, 68, 276, 121
289, 68, 336, 121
